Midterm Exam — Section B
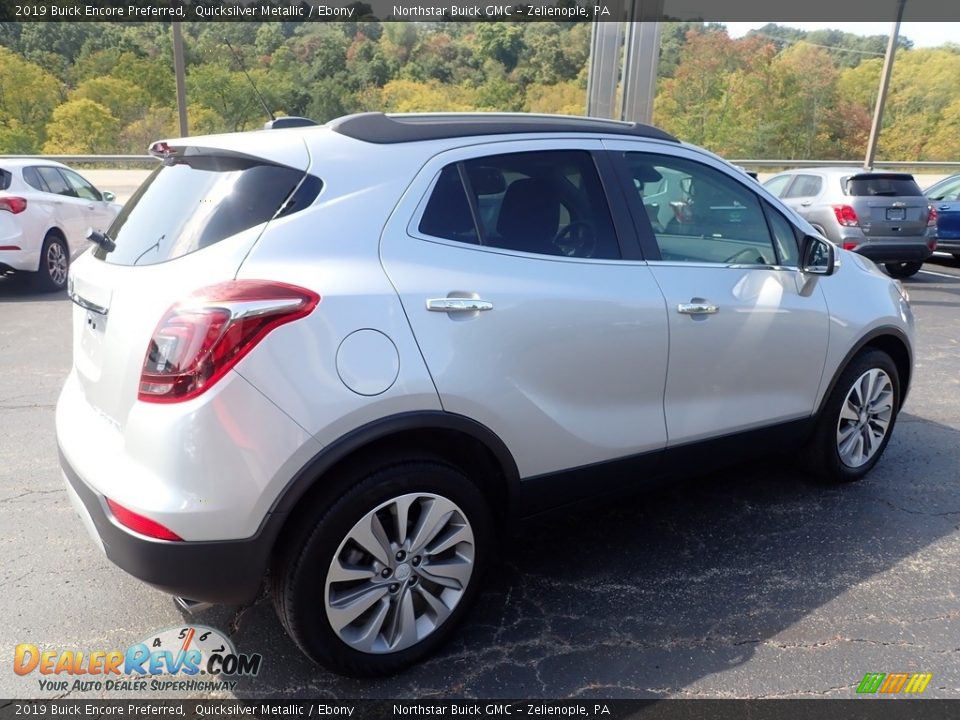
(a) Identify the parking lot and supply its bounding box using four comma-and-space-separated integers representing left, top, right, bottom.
1, 255, 958, 700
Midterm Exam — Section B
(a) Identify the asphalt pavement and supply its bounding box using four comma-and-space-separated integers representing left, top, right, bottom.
1, 256, 958, 700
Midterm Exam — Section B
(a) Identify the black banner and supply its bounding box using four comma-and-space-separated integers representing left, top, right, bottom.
1, 0, 959, 23
2, 700, 960, 720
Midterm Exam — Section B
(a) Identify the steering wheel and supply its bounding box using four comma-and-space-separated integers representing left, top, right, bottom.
723, 247, 767, 265
553, 221, 596, 257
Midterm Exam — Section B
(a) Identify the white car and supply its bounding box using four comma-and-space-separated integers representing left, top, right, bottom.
0, 159, 121, 290
57, 113, 914, 676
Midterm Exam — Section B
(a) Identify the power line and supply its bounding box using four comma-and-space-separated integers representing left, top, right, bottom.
747, 31, 888, 57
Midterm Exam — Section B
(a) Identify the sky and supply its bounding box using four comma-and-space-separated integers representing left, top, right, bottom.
724, 22, 959, 48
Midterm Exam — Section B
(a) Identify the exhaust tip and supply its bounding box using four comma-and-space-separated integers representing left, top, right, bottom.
174, 596, 214, 615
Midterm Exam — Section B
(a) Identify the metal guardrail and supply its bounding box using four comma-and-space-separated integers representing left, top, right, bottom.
0, 155, 155, 165
731, 160, 960, 169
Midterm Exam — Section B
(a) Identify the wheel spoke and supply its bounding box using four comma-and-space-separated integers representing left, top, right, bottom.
348, 597, 391, 653
328, 558, 377, 584
837, 422, 858, 444
392, 495, 415, 547
419, 557, 472, 590
392, 589, 418, 650
840, 399, 860, 422
408, 498, 454, 555
327, 584, 389, 632
348, 513, 393, 567
426, 522, 472, 556
414, 585, 452, 626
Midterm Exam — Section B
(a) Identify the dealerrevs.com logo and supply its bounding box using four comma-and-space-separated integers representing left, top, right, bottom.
14, 625, 262, 693
856, 672, 933, 695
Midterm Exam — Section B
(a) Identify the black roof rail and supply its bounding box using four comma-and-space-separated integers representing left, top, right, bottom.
326, 112, 679, 144
264, 116, 318, 130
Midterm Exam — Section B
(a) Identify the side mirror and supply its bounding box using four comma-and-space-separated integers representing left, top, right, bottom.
800, 234, 836, 276
101, 191, 116, 202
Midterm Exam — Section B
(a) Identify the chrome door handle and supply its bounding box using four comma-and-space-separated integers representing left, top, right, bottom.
800, 200, 813, 207
426, 298, 493, 313
677, 302, 718, 315
940, 205, 951, 211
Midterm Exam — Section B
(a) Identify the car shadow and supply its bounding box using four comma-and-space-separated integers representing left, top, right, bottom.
185, 412, 959, 698
0, 274, 69, 303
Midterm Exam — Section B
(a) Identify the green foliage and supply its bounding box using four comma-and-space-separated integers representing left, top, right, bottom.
43, 99, 120, 154
5, 20, 959, 163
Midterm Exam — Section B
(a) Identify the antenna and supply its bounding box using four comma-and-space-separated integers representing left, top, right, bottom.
225, 39, 275, 123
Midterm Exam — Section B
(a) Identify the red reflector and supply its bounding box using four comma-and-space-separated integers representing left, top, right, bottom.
0, 245, 22, 251
138, 280, 320, 403
832, 204, 859, 227
927, 205, 938, 227
106, 499, 182, 541
928, 238, 938, 251
842, 241, 859, 251
0, 197, 27, 214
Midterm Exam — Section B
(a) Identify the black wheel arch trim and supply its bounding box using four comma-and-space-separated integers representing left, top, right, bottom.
269, 410, 522, 518
816, 325, 913, 415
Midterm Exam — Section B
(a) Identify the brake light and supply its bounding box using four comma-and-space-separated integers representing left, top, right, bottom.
928, 205, 938, 227
106, 499, 182, 541
832, 204, 859, 227
0, 197, 27, 214
138, 280, 320, 403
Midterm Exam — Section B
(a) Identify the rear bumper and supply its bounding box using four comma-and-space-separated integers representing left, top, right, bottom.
60, 447, 273, 604
851, 242, 934, 264
0, 244, 38, 272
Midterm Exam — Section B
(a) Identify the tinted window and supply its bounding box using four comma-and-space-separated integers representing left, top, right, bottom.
784, 174, 822, 198
36, 167, 75, 197
764, 203, 800, 266
624, 152, 778, 265
22, 166, 47, 192
763, 174, 792, 198
927, 176, 960, 201
419, 151, 620, 260
97, 154, 318, 266
845, 174, 923, 197
61, 168, 101, 201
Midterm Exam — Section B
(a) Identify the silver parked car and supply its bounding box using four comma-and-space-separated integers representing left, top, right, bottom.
764, 167, 937, 278
58, 113, 914, 675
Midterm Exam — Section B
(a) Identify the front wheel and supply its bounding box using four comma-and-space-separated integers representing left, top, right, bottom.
804, 349, 900, 483
272, 458, 493, 676
884, 261, 922, 278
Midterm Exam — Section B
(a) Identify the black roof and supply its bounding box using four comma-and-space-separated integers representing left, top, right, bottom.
327, 112, 679, 144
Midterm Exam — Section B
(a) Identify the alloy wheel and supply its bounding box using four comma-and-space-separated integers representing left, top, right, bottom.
47, 241, 68, 287
836, 368, 894, 468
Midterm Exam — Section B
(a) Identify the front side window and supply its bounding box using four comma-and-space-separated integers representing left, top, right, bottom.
61, 169, 101, 201
623, 153, 780, 265
927, 176, 960, 201
418, 150, 620, 260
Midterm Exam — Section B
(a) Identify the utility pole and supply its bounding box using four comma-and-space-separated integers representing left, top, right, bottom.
172, 22, 188, 137
864, 0, 906, 170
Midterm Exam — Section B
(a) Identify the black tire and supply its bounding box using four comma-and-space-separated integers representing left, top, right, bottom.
272, 457, 493, 676
952, 253, 960, 262
883, 261, 922, 279
804, 349, 900, 484
35, 232, 70, 292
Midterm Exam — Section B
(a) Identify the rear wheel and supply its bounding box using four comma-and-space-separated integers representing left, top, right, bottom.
804, 349, 900, 483
35, 232, 69, 292
883, 261, 922, 278
272, 457, 493, 676
953, 253, 960, 262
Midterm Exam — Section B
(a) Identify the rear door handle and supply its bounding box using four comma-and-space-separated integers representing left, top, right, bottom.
800, 200, 813, 207
678, 302, 719, 315
940, 205, 952, 211
426, 298, 493, 313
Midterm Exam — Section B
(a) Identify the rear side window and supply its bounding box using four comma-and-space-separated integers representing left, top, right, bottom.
845, 174, 922, 197
784, 174, 822, 198
762, 174, 792, 198
97, 153, 320, 266
0, 169, 10, 190
418, 150, 620, 260
22, 166, 47, 192
36, 167, 75, 197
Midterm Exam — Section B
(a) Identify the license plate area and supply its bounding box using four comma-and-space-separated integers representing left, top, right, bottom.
886, 207, 906, 221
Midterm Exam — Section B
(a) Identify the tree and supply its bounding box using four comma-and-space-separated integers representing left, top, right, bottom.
0, 47, 62, 148
43, 99, 119, 154
71, 77, 149, 126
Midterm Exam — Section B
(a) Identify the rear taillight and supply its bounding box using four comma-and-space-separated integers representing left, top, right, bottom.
138, 280, 320, 403
832, 204, 859, 227
106, 498, 182, 541
0, 197, 27, 214
927, 205, 938, 227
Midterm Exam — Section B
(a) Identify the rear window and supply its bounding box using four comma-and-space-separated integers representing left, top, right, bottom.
96, 152, 320, 266
844, 174, 922, 197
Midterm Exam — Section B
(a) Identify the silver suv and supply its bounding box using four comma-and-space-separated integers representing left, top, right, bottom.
57, 113, 914, 676
764, 167, 937, 278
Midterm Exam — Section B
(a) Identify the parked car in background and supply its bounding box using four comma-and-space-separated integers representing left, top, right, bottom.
764, 167, 937, 278
58, 113, 913, 676
0, 159, 121, 291
924, 173, 960, 261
